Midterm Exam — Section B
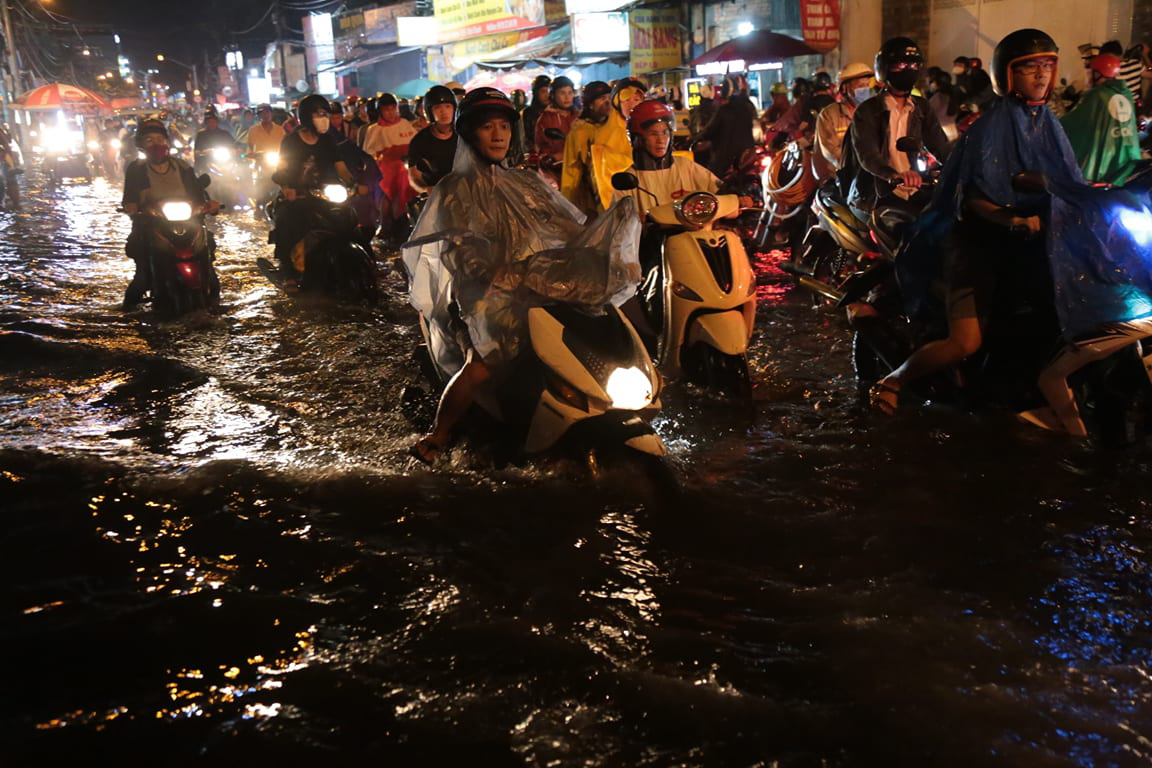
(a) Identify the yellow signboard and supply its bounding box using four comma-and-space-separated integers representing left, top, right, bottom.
444, 27, 550, 71
433, 0, 547, 43
630, 9, 682, 74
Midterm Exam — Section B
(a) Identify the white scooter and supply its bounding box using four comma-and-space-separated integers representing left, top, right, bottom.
614, 173, 757, 395
403, 229, 666, 458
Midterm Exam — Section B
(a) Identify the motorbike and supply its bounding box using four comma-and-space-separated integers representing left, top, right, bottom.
265, 183, 378, 302
403, 228, 666, 460
614, 172, 757, 396
133, 177, 221, 319
196, 145, 247, 211
715, 144, 770, 252
248, 149, 280, 218
37, 125, 92, 184
795, 170, 1152, 446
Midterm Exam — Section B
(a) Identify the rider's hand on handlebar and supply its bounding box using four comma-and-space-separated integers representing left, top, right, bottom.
1009, 214, 1042, 237
893, 170, 923, 189
283, 188, 297, 201
738, 195, 755, 208
204, 200, 221, 215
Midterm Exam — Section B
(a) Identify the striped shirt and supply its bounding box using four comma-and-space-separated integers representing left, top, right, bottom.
1119, 57, 1144, 104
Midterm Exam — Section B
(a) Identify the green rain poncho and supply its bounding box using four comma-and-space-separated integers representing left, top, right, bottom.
1059, 78, 1141, 185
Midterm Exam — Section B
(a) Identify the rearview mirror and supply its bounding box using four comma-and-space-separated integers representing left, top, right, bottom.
611, 172, 639, 191
197, 173, 211, 189
544, 128, 566, 141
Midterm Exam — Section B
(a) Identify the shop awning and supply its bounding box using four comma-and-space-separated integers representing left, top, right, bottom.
475, 24, 599, 69
320, 44, 423, 74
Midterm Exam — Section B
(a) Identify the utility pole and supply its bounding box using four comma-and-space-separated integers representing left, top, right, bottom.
0, 0, 24, 145
272, 1, 289, 103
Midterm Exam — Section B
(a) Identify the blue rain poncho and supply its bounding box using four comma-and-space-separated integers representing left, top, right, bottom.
403, 141, 642, 376
900, 96, 1152, 340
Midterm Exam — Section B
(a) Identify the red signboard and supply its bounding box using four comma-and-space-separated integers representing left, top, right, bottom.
801, 0, 840, 53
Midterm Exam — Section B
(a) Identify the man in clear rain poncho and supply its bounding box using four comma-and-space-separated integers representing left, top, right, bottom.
402, 88, 641, 463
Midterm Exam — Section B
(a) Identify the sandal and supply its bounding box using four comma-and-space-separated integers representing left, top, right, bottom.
408, 436, 444, 465
868, 380, 900, 416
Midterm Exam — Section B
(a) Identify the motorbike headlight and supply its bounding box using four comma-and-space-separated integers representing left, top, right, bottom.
162, 202, 193, 222
211, 147, 232, 163
171, 139, 181, 149
323, 184, 348, 203
674, 192, 719, 228
264, 151, 279, 168
605, 366, 653, 410
86, 140, 100, 151
1119, 206, 1152, 247
137, 151, 146, 160
111, 138, 121, 149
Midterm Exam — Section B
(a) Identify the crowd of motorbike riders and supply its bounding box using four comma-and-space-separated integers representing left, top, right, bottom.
102, 26, 1152, 459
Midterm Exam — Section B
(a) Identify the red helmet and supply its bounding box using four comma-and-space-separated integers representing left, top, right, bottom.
1090, 53, 1122, 79
627, 99, 674, 137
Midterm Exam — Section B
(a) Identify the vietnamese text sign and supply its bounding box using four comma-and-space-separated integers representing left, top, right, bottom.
433, 0, 546, 44
801, 0, 840, 53
630, 8, 681, 73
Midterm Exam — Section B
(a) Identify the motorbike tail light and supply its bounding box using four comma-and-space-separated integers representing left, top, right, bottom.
177, 261, 202, 288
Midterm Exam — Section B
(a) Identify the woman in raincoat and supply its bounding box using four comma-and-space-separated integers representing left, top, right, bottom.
403, 88, 641, 463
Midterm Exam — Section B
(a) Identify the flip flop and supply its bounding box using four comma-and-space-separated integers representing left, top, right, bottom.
408, 436, 443, 465
869, 380, 900, 416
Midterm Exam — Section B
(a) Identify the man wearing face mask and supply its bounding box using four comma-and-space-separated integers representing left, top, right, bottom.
841, 37, 951, 219
270, 95, 354, 277
811, 62, 874, 181
120, 119, 220, 309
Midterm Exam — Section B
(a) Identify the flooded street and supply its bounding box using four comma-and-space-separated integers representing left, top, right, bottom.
3, 173, 1152, 766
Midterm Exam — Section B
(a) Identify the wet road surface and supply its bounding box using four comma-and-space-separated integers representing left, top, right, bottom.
2, 172, 1151, 766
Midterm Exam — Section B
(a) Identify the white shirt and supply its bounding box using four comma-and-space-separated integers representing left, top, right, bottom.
612, 155, 720, 219
362, 119, 416, 157
883, 92, 913, 175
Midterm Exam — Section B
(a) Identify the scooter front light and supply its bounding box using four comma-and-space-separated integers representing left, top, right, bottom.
264, 151, 279, 168
323, 184, 348, 203
211, 147, 232, 163
1119, 206, 1152, 247
605, 366, 653, 410
111, 138, 121, 149
86, 140, 100, 151
162, 201, 193, 222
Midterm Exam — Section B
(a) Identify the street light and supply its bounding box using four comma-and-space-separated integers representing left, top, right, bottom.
156, 53, 199, 95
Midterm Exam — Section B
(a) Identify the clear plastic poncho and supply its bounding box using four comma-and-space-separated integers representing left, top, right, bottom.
403, 141, 641, 376
899, 96, 1152, 340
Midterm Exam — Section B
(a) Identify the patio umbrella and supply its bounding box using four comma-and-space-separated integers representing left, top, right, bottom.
390, 78, 441, 100
690, 30, 819, 67
15, 82, 113, 113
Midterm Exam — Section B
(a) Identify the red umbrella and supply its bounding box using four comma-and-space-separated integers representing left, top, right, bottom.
690, 30, 819, 66
16, 83, 113, 113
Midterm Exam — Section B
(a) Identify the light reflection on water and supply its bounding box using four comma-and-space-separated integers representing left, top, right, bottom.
3, 174, 1152, 765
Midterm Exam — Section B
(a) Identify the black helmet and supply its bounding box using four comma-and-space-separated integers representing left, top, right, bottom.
874, 37, 924, 84
328, 100, 342, 114
813, 71, 833, 90
611, 77, 647, 112
992, 28, 1059, 99
134, 119, 168, 148
531, 74, 552, 94
296, 93, 330, 130
455, 87, 518, 140
378, 92, 398, 108
550, 75, 574, 95
424, 85, 456, 110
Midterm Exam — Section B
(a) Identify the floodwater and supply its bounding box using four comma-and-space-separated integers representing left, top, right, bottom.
2, 172, 1151, 767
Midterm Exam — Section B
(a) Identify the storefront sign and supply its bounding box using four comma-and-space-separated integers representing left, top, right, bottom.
443, 27, 550, 71
364, 2, 418, 45
630, 8, 681, 74
800, 0, 840, 53
565, 0, 628, 12
433, 0, 546, 44
571, 12, 630, 54
397, 17, 440, 47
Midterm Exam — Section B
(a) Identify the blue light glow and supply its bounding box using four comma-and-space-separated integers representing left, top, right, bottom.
1117, 206, 1152, 247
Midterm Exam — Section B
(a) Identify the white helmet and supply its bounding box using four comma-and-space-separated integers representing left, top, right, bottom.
837, 62, 874, 86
